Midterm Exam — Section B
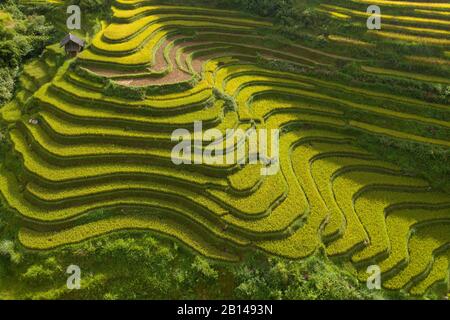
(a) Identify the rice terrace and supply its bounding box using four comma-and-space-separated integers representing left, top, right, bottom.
0, 0, 449, 300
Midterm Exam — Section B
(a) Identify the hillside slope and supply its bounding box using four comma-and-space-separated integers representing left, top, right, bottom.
0, 0, 449, 298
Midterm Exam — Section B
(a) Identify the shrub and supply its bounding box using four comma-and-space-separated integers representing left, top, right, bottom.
0, 68, 15, 105
103, 80, 146, 100
191, 256, 218, 280
20, 264, 55, 286
0, 240, 21, 264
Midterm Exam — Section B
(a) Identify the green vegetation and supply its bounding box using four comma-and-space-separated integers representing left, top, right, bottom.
0, 0, 449, 300
0, 230, 392, 299
0, 0, 55, 105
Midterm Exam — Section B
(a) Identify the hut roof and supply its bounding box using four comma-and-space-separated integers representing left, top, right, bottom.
60, 33, 85, 48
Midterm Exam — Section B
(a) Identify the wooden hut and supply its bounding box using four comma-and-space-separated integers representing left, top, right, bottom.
60, 33, 85, 57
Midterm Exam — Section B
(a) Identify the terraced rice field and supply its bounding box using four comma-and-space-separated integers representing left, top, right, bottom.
1, 0, 449, 296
